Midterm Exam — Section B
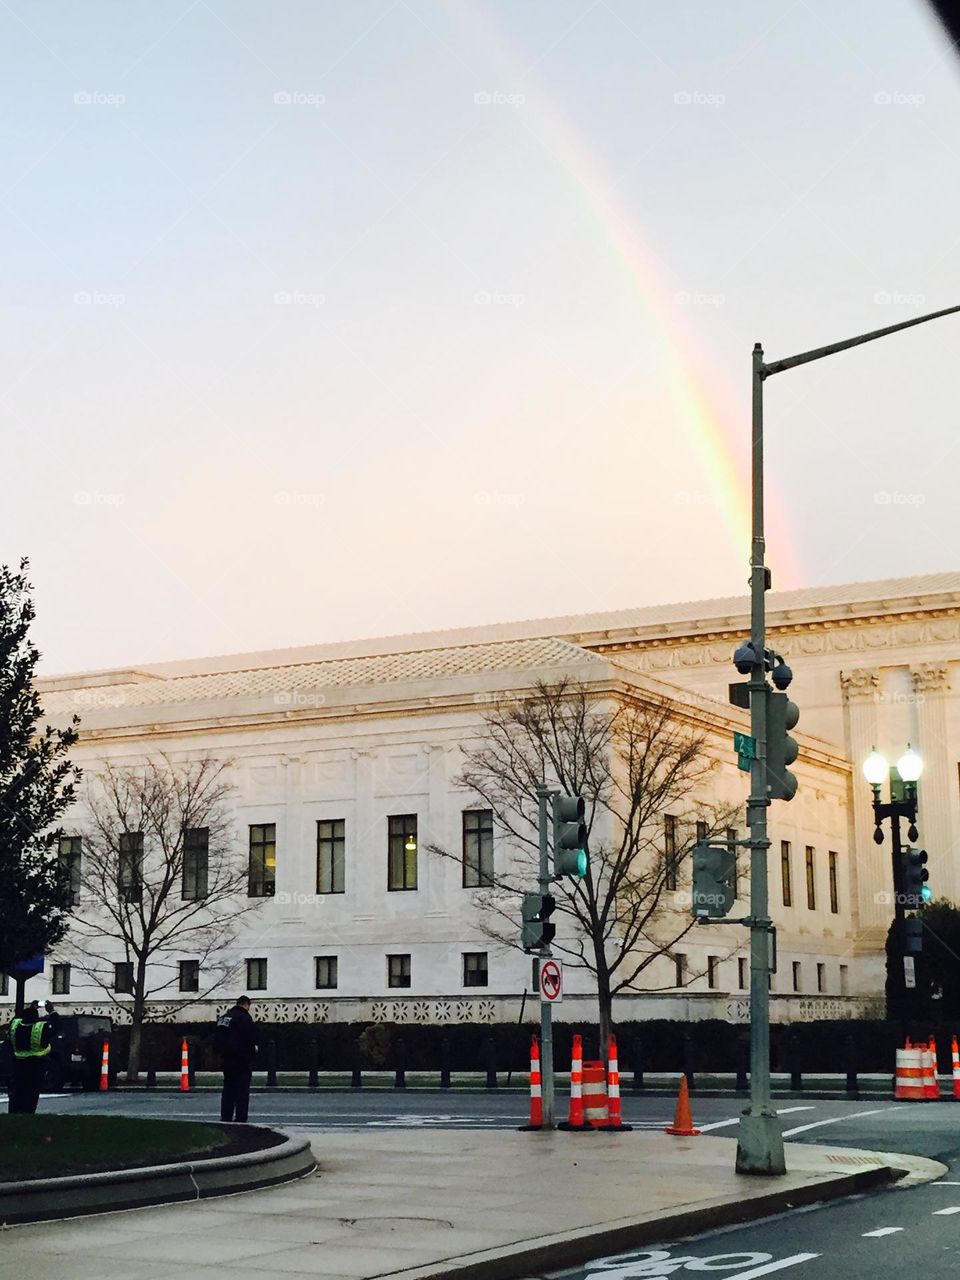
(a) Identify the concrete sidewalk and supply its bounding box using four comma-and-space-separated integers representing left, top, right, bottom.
0, 1131, 944, 1280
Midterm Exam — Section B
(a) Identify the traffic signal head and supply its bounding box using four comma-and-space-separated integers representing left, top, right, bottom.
766, 689, 799, 802
904, 916, 923, 954
690, 841, 737, 920
552, 793, 588, 878
521, 891, 556, 952
901, 848, 929, 910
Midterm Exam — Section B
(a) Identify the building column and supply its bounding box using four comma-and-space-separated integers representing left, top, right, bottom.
840, 669, 886, 937
911, 663, 958, 905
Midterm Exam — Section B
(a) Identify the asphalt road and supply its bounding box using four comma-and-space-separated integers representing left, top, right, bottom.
29, 1087, 960, 1278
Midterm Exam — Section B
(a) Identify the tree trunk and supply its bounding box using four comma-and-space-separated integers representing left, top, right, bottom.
596, 961, 613, 1058
127, 981, 147, 1082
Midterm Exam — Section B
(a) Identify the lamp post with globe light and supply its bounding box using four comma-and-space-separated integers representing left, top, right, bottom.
863, 746, 924, 1028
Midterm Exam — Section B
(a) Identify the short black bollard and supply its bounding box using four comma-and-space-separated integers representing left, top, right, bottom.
308, 1038, 319, 1089
789, 1032, 803, 1093
484, 1033, 498, 1089
630, 1038, 644, 1092
735, 1034, 749, 1094
844, 1035, 859, 1098
146, 1064, 157, 1089
440, 1035, 451, 1090
266, 1038, 278, 1088
187, 1039, 197, 1089
351, 1042, 362, 1089
394, 1037, 407, 1090
682, 1032, 696, 1093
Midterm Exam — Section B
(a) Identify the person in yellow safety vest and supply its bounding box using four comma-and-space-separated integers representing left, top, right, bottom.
8, 1001, 52, 1115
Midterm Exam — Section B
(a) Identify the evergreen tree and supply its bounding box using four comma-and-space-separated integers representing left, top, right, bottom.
0, 559, 80, 1003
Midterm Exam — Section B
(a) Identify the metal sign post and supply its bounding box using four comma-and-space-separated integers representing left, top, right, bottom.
536, 784, 555, 1127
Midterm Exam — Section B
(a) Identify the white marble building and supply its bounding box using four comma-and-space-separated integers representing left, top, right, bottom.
8, 570, 957, 1027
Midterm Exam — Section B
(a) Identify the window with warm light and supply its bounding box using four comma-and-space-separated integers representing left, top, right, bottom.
388, 815, 418, 891
248, 824, 276, 898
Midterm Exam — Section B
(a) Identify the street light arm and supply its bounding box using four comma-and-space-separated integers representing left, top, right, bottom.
762, 302, 960, 377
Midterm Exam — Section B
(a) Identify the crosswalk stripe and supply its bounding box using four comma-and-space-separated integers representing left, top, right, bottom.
863, 1228, 903, 1237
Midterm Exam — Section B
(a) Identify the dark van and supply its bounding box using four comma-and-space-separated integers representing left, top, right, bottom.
0, 1014, 114, 1091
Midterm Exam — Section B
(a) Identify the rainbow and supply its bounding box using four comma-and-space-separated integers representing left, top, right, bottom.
444, 0, 803, 586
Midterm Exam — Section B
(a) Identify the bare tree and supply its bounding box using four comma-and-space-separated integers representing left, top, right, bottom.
430, 680, 739, 1047
66, 756, 257, 1080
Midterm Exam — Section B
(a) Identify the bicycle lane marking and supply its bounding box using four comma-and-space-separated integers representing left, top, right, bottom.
717, 1257, 819, 1279
584, 1248, 819, 1278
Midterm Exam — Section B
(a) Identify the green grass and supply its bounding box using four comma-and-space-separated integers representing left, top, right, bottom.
0, 1115, 231, 1182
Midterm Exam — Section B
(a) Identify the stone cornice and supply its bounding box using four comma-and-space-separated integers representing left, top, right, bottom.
586, 604, 960, 656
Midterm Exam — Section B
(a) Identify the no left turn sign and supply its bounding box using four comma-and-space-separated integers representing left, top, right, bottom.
539, 958, 563, 1003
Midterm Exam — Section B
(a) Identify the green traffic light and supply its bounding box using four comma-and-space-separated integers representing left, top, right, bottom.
921, 884, 933, 903
575, 850, 587, 876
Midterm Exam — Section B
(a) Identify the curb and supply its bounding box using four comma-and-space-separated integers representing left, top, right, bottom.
393, 1161, 906, 1280
0, 1127, 316, 1225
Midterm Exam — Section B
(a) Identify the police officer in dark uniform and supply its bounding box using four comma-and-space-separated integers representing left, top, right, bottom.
8, 1002, 53, 1114
216, 996, 258, 1123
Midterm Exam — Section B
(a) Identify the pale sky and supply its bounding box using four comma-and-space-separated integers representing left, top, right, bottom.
2, 0, 959, 673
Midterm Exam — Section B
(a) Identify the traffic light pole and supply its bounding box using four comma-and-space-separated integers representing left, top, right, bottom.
736, 344, 785, 1176
735, 303, 960, 1175
537, 783, 555, 1128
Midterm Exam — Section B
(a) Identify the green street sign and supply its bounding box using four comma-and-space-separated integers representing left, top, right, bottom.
733, 731, 756, 760
737, 753, 752, 773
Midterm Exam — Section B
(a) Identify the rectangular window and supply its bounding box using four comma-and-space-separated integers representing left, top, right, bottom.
248, 824, 277, 898
179, 959, 200, 993
388, 815, 418, 891
828, 851, 839, 914
463, 952, 488, 988
707, 956, 719, 989
664, 815, 678, 891
52, 963, 71, 995
805, 846, 816, 910
695, 819, 708, 844
792, 961, 801, 993
114, 962, 133, 994
0, 972, 7, 997
817, 962, 826, 993
387, 953, 411, 988
316, 819, 346, 894
462, 810, 494, 887
58, 835, 82, 906
246, 957, 268, 991
738, 957, 748, 989
182, 827, 209, 901
673, 952, 686, 988
726, 828, 739, 896
839, 964, 849, 996
118, 832, 143, 903
315, 956, 338, 989
780, 840, 793, 907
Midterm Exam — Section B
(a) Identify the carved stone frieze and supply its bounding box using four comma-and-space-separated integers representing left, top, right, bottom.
839, 669, 879, 701
911, 663, 951, 694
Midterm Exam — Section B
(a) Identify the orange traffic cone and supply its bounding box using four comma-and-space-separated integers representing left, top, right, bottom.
930, 1037, 942, 1099
179, 1037, 190, 1092
526, 1035, 543, 1128
559, 1033, 589, 1130
600, 1034, 632, 1131
99, 1038, 110, 1091
952, 1035, 960, 1101
665, 1075, 700, 1136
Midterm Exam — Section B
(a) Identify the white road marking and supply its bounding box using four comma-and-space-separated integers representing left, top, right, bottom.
862, 1228, 903, 1237
698, 1106, 814, 1133
934, 1181, 960, 1186
933, 1206, 960, 1215
720, 1255, 820, 1279
781, 1108, 894, 1137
